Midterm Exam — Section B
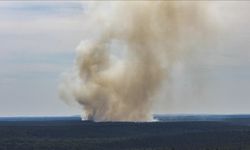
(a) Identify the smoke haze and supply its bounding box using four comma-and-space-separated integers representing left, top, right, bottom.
60, 2, 214, 121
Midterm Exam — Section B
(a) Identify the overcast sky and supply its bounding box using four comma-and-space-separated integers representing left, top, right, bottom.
0, 1, 250, 116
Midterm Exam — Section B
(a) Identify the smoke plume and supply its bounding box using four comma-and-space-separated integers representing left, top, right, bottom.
60, 2, 212, 121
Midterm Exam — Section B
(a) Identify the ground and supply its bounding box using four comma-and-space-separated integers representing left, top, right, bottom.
0, 120, 250, 150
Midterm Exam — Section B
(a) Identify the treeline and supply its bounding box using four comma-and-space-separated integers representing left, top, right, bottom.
0, 121, 250, 150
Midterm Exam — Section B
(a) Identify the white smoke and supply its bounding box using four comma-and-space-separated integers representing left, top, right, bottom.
59, 1, 214, 121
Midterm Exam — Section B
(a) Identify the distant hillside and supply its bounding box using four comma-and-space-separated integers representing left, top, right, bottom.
0, 116, 81, 121
153, 114, 250, 123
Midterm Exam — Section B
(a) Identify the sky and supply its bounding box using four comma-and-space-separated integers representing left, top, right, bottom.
0, 1, 85, 116
0, 1, 250, 116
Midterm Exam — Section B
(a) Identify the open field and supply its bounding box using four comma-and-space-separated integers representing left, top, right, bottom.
0, 116, 250, 150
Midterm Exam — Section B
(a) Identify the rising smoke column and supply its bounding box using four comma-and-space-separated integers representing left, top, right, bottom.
60, 2, 212, 121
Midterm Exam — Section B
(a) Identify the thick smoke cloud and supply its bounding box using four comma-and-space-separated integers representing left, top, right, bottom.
60, 2, 213, 121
